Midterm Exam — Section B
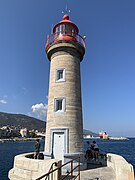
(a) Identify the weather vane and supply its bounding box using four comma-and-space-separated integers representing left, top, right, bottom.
62, 5, 70, 15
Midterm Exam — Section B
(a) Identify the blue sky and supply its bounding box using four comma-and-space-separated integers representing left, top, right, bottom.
0, 0, 135, 137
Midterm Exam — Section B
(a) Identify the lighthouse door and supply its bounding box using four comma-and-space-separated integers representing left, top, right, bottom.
53, 132, 64, 162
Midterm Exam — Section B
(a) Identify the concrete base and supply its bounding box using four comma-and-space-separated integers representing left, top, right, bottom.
8, 152, 61, 180
44, 151, 87, 172
79, 166, 116, 180
63, 152, 87, 171
9, 152, 134, 180
107, 153, 134, 180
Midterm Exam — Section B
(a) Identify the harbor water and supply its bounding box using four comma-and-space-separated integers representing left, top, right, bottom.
0, 138, 135, 180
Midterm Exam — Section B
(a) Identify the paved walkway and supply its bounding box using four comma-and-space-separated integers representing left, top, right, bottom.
80, 166, 116, 180
62, 157, 115, 180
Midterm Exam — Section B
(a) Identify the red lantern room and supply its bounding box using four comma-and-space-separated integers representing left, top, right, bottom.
46, 14, 85, 50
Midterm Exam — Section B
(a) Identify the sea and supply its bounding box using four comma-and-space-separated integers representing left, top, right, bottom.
0, 138, 135, 180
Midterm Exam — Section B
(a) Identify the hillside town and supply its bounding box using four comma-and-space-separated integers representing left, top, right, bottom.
0, 126, 45, 139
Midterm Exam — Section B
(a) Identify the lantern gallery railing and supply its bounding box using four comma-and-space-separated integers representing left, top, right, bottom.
46, 31, 86, 49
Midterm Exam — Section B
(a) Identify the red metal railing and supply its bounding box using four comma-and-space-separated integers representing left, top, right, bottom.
46, 31, 86, 50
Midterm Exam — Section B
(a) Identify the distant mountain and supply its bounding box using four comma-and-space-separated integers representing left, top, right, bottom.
83, 129, 98, 137
0, 112, 98, 136
0, 112, 46, 131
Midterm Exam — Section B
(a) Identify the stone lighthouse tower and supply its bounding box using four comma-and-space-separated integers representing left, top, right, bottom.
44, 13, 85, 164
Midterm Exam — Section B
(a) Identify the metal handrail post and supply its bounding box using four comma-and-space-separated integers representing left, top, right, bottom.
57, 161, 61, 180
78, 157, 80, 180
71, 160, 73, 180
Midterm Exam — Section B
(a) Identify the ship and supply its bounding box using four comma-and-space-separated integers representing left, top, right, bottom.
99, 131, 109, 140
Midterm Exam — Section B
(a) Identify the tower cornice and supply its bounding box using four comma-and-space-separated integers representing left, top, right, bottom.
46, 41, 85, 62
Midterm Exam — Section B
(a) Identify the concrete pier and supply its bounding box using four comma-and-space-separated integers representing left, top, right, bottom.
8, 152, 134, 180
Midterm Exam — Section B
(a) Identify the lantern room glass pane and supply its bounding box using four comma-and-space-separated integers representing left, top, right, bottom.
54, 24, 77, 36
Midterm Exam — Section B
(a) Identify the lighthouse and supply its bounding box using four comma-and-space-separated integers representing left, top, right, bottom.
44, 13, 86, 165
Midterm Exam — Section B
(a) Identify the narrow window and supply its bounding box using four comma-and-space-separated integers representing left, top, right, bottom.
56, 68, 65, 82
58, 70, 63, 79
56, 99, 62, 111
54, 98, 66, 112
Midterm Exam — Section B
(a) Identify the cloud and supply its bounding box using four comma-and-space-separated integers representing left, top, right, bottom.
0, 99, 7, 104
31, 103, 48, 120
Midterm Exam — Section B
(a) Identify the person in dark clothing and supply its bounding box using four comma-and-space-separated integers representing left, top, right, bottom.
34, 139, 40, 159
92, 141, 99, 161
85, 141, 91, 160
85, 141, 95, 160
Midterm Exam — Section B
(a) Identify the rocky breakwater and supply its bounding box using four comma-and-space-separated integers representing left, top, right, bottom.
109, 137, 128, 140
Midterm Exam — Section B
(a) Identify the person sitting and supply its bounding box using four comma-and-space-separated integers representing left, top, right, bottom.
85, 141, 91, 160
92, 141, 99, 161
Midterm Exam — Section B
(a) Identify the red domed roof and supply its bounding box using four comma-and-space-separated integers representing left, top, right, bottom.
53, 14, 79, 34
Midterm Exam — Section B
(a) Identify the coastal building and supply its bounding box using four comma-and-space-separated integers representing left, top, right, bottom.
0, 128, 8, 137
0, 126, 20, 138
20, 128, 28, 138
44, 13, 85, 166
